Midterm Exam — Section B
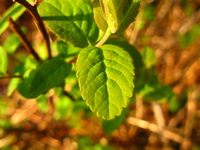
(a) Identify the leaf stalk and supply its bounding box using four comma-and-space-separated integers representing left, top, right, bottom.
95, 28, 111, 47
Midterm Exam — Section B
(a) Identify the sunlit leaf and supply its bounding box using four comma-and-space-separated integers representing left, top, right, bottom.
76, 44, 134, 120
92, 0, 140, 33
0, 46, 8, 76
3, 28, 26, 54
106, 38, 143, 71
38, 0, 99, 48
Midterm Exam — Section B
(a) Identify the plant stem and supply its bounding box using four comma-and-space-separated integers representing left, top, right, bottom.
64, 91, 75, 101
13, 0, 52, 59
8, 17, 41, 62
68, 56, 77, 64
0, 75, 23, 80
95, 28, 111, 47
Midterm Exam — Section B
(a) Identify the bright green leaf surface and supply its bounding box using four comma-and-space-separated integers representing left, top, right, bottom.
106, 38, 143, 71
141, 47, 157, 68
3, 33, 21, 54
37, 95, 48, 112
29, 58, 72, 97
0, 46, 8, 75
116, 0, 141, 33
92, 0, 140, 33
55, 96, 74, 119
76, 44, 134, 120
3, 28, 26, 54
38, 0, 99, 48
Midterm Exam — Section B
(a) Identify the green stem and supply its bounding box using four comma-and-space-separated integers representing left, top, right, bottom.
95, 28, 111, 47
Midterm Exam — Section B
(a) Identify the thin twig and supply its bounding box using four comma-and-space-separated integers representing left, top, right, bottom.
181, 89, 198, 150
13, 0, 52, 59
8, 17, 41, 62
135, 94, 143, 119
127, 117, 183, 143
152, 102, 167, 143
0, 75, 23, 80
64, 91, 75, 101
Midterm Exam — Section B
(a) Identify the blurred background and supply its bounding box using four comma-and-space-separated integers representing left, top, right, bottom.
1, 0, 200, 149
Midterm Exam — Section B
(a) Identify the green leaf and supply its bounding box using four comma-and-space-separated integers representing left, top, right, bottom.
0, 46, 8, 75
38, 0, 99, 48
102, 109, 128, 133
116, 0, 141, 33
30, 58, 72, 97
137, 71, 176, 102
3, 33, 21, 54
76, 44, 134, 120
92, 0, 108, 32
0, 0, 33, 34
106, 38, 143, 71
37, 95, 48, 112
18, 58, 71, 98
55, 96, 74, 119
92, 0, 140, 33
56, 40, 81, 61
17, 69, 37, 98
3, 28, 26, 54
8, 59, 37, 96
141, 47, 157, 68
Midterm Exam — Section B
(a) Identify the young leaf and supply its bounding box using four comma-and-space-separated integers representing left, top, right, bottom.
0, 46, 8, 75
37, 0, 99, 48
116, 0, 141, 33
92, 0, 140, 34
76, 44, 134, 120
29, 58, 72, 97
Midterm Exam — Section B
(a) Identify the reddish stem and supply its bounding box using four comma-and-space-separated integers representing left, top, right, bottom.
8, 17, 41, 62
13, 0, 52, 59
